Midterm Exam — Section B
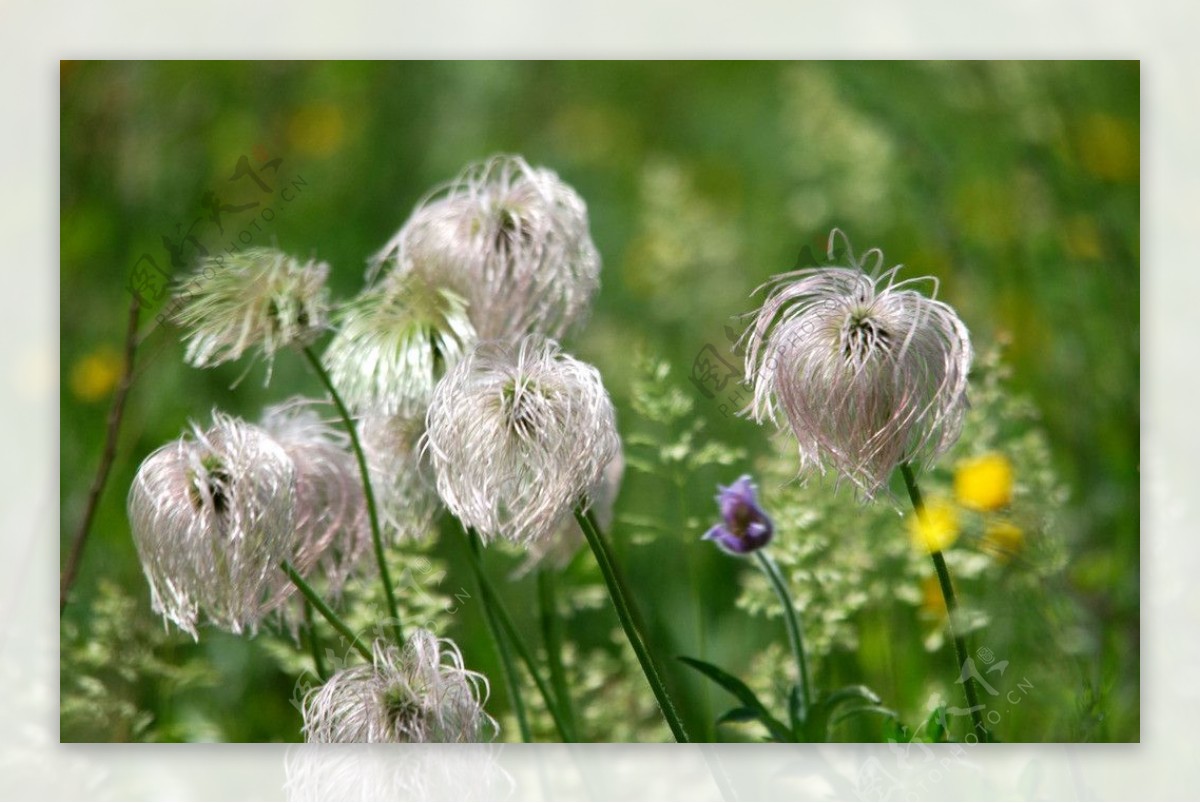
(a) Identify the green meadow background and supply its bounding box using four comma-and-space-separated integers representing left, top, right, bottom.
60, 61, 1139, 742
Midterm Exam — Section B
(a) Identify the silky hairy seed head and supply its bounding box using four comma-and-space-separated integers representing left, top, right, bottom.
513, 449, 624, 576
358, 412, 441, 542
175, 248, 330, 371
259, 398, 370, 602
323, 270, 476, 418
127, 411, 297, 637
302, 631, 497, 743
741, 230, 972, 496
371, 154, 600, 341
424, 336, 620, 547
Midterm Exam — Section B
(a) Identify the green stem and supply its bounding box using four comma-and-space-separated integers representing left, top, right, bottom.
575, 505, 690, 743
283, 560, 372, 663
459, 529, 532, 742
301, 346, 403, 647
756, 550, 812, 712
900, 461, 990, 743
463, 528, 575, 742
538, 569, 579, 738
303, 598, 328, 680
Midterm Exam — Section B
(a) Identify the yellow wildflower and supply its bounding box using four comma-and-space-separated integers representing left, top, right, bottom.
919, 574, 947, 619
69, 347, 121, 402
982, 520, 1025, 564
908, 499, 960, 554
955, 453, 1013, 512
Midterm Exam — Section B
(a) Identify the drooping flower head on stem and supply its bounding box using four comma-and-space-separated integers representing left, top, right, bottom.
302, 630, 497, 743
322, 270, 476, 417
358, 412, 442, 542
741, 229, 972, 496
514, 448, 625, 576
127, 411, 296, 637
175, 248, 331, 375
423, 335, 620, 547
372, 155, 600, 342
703, 474, 774, 555
259, 398, 370, 601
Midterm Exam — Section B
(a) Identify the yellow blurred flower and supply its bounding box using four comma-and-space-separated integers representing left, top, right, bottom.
1077, 113, 1138, 182
954, 453, 1013, 512
919, 574, 947, 619
287, 102, 345, 158
982, 520, 1025, 564
908, 499, 959, 554
69, 346, 122, 402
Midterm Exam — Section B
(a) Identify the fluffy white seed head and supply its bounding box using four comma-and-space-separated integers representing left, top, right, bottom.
175, 248, 330, 371
358, 412, 441, 542
741, 230, 972, 496
127, 411, 296, 637
513, 449, 624, 576
322, 270, 476, 418
424, 336, 620, 547
302, 631, 497, 743
259, 399, 370, 602
372, 154, 600, 341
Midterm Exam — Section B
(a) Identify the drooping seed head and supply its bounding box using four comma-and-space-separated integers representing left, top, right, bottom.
127, 411, 296, 637
259, 398, 370, 602
302, 630, 497, 743
175, 248, 330, 373
741, 230, 972, 496
424, 336, 620, 546
322, 270, 476, 418
372, 155, 600, 341
358, 412, 441, 542
513, 448, 625, 576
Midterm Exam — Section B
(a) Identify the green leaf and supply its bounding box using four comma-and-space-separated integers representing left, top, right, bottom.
830, 705, 900, 729
921, 704, 949, 743
823, 684, 883, 710
678, 656, 793, 742
716, 706, 760, 725
803, 685, 887, 741
788, 683, 805, 736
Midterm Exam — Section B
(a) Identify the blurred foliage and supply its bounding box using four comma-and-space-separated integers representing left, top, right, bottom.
60, 61, 1138, 742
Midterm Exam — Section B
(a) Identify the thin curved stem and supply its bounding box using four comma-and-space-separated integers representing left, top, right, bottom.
61, 294, 141, 613
283, 560, 372, 663
756, 550, 812, 712
460, 528, 532, 742
575, 505, 690, 743
900, 461, 990, 743
303, 598, 328, 680
301, 346, 403, 647
465, 529, 575, 741
538, 569, 578, 739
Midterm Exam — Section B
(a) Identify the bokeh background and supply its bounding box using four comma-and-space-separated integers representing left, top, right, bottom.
60, 61, 1139, 742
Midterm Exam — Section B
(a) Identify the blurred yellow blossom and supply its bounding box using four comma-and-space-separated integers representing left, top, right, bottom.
69, 346, 122, 402
908, 499, 959, 554
287, 102, 345, 157
919, 574, 947, 619
982, 520, 1025, 564
955, 453, 1013, 512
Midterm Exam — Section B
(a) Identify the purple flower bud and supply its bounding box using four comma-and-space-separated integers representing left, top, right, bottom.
703, 475, 774, 555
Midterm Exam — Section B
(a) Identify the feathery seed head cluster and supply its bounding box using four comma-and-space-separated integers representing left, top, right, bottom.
175, 248, 330, 371
259, 399, 370, 600
372, 155, 600, 342
358, 412, 441, 542
513, 449, 625, 576
302, 630, 497, 743
742, 229, 972, 496
323, 270, 476, 417
424, 336, 620, 546
127, 411, 296, 637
